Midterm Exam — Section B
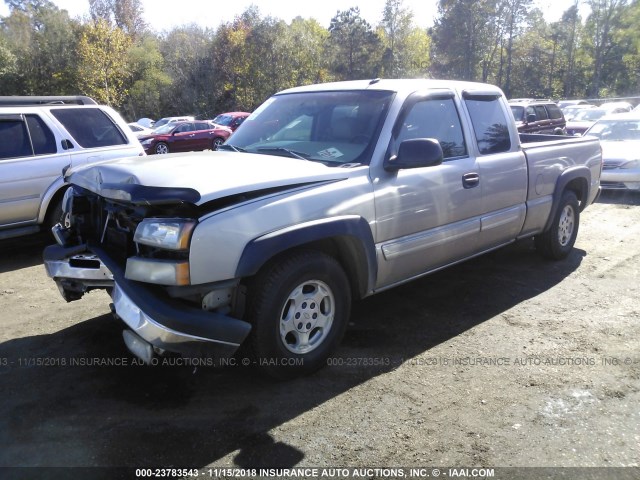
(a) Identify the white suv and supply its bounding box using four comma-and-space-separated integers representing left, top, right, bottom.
0, 96, 145, 240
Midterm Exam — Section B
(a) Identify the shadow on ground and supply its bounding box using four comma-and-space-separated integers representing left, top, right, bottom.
0, 239, 585, 470
0, 234, 48, 274
596, 189, 640, 206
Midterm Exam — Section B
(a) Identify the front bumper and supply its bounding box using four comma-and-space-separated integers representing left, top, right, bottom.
44, 244, 114, 301
43, 243, 252, 360
601, 168, 640, 190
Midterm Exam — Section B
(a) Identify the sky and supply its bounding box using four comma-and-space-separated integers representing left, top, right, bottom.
0, 0, 585, 30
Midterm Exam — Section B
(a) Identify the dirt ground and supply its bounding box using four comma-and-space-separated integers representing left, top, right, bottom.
0, 191, 639, 478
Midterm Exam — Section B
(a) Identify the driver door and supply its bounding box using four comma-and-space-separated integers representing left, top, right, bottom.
372, 92, 482, 288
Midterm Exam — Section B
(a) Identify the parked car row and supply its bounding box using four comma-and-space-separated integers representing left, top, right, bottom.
138, 120, 232, 155
506, 97, 639, 191
565, 104, 632, 136
127, 111, 251, 154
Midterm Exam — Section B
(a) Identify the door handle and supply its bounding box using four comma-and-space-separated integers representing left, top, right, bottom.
462, 172, 480, 189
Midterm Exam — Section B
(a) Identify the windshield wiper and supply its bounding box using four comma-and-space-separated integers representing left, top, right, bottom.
217, 144, 247, 152
256, 147, 311, 160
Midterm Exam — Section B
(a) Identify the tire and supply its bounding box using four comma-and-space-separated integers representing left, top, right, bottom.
155, 142, 169, 154
247, 250, 351, 379
212, 137, 224, 150
45, 196, 64, 237
535, 190, 580, 260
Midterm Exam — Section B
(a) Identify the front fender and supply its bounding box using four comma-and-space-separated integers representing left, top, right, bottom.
235, 215, 377, 298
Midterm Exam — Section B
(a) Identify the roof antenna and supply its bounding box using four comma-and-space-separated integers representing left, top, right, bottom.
369, 78, 381, 85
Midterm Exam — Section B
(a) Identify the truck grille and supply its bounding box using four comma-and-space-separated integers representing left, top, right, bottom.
602, 160, 624, 170
80, 196, 142, 267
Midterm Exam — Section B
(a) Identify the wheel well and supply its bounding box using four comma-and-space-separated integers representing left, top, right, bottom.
246, 237, 371, 301
564, 177, 588, 210
44, 187, 67, 226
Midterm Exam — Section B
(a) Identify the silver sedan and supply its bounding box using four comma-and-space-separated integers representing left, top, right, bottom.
584, 112, 640, 190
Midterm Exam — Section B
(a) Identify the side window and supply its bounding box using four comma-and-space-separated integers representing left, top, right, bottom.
175, 123, 195, 133
546, 104, 563, 120
395, 98, 467, 159
534, 105, 548, 120
526, 106, 535, 120
26, 115, 57, 155
0, 118, 33, 159
51, 108, 127, 148
464, 96, 512, 155
195, 122, 210, 131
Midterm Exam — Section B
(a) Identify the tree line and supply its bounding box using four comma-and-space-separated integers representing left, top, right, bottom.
1, 0, 639, 122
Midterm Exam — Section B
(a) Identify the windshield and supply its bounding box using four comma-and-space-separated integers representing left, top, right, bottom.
573, 109, 607, 122
585, 119, 640, 140
212, 114, 233, 127
563, 106, 592, 121
224, 90, 395, 165
154, 118, 170, 128
153, 124, 175, 135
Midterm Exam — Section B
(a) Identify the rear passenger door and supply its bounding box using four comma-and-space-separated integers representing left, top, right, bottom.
0, 114, 67, 227
533, 105, 552, 133
50, 107, 130, 165
462, 92, 528, 251
545, 104, 566, 133
193, 121, 214, 150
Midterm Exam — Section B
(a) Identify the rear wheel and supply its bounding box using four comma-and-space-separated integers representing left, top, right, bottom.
247, 251, 351, 379
155, 142, 169, 154
535, 190, 580, 259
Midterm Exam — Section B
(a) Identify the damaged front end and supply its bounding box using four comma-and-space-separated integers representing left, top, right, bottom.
43, 183, 251, 365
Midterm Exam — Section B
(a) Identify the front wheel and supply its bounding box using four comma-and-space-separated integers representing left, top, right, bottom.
155, 142, 169, 154
535, 190, 580, 259
45, 196, 64, 237
247, 251, 351, 379
212, 137, 224, 150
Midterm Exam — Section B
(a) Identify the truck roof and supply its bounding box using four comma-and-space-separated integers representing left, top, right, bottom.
277, 78, 505, 96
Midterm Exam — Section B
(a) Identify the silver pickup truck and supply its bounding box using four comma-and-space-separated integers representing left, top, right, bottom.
44, 79, 602, 378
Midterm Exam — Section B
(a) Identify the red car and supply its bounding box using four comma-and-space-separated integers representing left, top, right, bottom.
211, 112, 250, 132
139, 120, 231, 154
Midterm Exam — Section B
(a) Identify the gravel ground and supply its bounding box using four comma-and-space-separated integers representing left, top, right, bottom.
0, 191, 639, 479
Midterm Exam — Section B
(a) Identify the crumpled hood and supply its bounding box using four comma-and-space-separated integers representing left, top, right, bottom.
66, 151, 352, 205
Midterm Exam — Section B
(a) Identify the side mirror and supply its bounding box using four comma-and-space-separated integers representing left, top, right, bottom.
526, 114, 537, 123
384, 138, 443, 172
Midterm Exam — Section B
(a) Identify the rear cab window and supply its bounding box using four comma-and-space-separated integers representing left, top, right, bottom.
463, 93, 512, 154
51, 108, 128, 148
